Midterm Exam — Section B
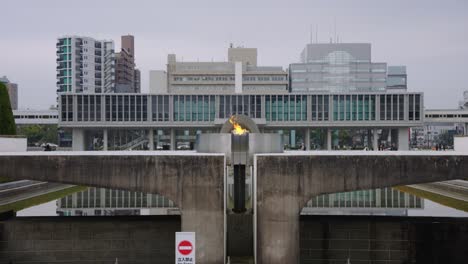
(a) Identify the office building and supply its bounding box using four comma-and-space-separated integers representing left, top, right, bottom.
56, 36, 115, 93
387, 66, 407, 90
115, 35, 141, 93
164, 46, 288, 94
290, 43, 388, 93
0, 76, 18, 110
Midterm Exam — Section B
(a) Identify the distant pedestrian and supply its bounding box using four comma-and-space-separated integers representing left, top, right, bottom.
44, 144, 52, 151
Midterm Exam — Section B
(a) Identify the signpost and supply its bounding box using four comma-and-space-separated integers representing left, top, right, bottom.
176, 232, 195, 264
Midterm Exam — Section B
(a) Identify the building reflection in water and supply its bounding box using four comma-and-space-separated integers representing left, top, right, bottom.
58, 186, 422, 217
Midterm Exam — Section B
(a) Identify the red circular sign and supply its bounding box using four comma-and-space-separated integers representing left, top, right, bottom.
178, 240, 193, 255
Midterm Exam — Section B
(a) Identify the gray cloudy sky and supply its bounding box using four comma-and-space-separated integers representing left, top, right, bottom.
1, 0, 467, 109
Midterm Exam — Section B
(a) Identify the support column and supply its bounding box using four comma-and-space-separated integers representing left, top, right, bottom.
103, 129, 108, 151
170, 128, 176, 150
326, 128, 332, 150
305, 128, 311, 150
465, 123, 468, 136
148, 129, 154, 150
373, 128, 378, 151
398, 127, 409, 151
72, 128, 85, 151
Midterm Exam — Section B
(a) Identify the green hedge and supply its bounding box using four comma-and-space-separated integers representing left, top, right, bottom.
0, 82, 16, 135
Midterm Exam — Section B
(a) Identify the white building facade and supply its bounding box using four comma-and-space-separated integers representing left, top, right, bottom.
56, 36, 115, 94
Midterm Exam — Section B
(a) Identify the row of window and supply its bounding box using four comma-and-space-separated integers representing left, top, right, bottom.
173, 75, 286, 82
333, 95, 376, 121
265, 95, 308, 121
426, 114, 468, 118
173, 95, 216, 122
220, 95, 262, 119
14, 115, 58, 119
60, 94, 423, 123
291, 69, 386, 73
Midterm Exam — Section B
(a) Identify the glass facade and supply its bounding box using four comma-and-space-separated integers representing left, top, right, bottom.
265, 95, 307, 122
60, 92, 423, 125
219, 95, 262, 119
333, 94, 375, 121
173, 95, 215, 122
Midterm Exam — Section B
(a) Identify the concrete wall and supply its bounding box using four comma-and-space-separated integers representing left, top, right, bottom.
0, 137, 27, 152
0, 153, 226, 264
149, 70, 167, 94
300, 215, 468, 264
0, 215, 180, 264
255, 153, 468, 264
454, 136, 468, 152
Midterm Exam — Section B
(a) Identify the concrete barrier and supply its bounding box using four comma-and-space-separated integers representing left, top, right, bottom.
0, 136, 26, 152
254, 152, 468, 264
0, 152, 226, 264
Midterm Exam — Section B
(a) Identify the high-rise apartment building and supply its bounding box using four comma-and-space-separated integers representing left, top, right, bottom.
56, 36, 115, 93
290, 43, 388, 93
0, 76, 18, 110
115, 35, 140, 93
162, 46, 288, 94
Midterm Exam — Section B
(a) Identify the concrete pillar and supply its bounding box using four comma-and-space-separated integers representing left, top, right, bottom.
398, 127, 409, 151
305, 128, 310, 150
465, 123, 468, 136
326, 128, 332, 150
373, 129, 379, 151
103, 129, 108, 151
257, 197, 301, 264
72, 128, 85, 151
148, 129, 154, 150
170, 128, 176, 150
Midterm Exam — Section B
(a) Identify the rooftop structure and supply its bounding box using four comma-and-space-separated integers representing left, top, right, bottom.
291, 43, 405, 93
159, 46, 288, 94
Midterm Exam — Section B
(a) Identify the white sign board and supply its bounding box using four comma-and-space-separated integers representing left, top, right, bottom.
176, 232, 195, 264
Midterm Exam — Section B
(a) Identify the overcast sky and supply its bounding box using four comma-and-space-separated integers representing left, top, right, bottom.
1, 0, 467, 109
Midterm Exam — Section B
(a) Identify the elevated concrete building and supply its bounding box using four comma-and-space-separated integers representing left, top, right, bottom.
58, 91, 423, 151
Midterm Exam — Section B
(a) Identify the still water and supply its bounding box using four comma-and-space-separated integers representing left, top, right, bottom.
16, 195, 468, 218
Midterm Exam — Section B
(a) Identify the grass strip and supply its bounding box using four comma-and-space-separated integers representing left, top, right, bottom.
395, 185, 468, 213
0, 185, 87, 213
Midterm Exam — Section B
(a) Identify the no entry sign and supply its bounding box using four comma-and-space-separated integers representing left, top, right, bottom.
176, 232, 195, 264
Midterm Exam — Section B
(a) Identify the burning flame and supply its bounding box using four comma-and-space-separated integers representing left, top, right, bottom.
229, 116, 249, 135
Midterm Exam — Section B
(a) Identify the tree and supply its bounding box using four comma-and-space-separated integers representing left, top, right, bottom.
0, 82, 16, 135
17, 125, 58, 146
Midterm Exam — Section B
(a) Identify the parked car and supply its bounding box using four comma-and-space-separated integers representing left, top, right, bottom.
40, 143, 58, 151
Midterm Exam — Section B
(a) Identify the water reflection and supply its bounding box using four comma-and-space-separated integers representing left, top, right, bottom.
17, 186, 468, 218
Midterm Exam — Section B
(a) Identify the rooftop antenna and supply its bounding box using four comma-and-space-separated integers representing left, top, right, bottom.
316, 25, 318, 43
334, 18, 337, 43
310, 25, 313, 44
